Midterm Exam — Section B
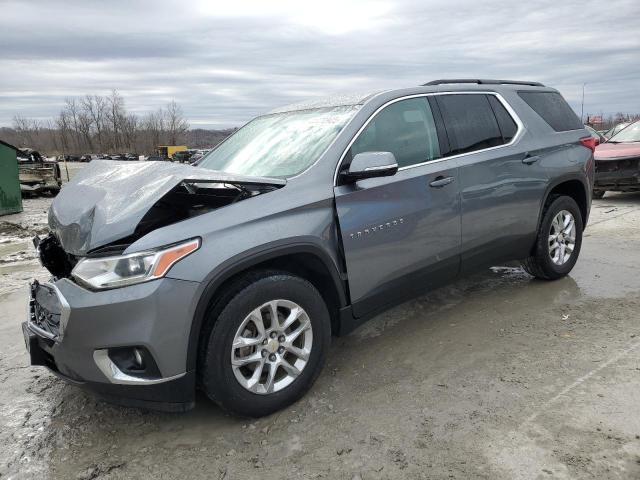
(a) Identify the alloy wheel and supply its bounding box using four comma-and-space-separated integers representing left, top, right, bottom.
548, 210, 576, 265
231, 299, 313, 394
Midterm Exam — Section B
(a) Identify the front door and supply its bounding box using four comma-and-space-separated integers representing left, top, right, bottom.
334, 97, 461, 318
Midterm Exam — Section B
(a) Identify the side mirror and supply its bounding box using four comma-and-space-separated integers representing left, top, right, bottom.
340, 151, 398, 184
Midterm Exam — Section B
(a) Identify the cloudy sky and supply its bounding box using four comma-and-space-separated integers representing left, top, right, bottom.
1, 0, 639, 128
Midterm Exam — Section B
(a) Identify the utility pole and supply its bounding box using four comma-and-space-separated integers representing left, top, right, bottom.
581, 83, 587, 123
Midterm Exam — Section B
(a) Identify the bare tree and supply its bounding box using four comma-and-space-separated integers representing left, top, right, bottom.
82, 94, 108, 152
121, 113, 138, 152
164, 100, 189, 145
55, 110, 72, 153
12, 115, 39, 146
106, 90, 126, 151
141, 109, 165, 153
4, 92, 231, 155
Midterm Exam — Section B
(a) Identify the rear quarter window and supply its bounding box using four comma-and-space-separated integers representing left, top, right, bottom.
518, 91, 583, 132
436, 94, 504, 156
487, 95, 518, 142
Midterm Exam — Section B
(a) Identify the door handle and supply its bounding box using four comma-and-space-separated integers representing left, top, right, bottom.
429, 176, 454, 188
522, 154, 540, 165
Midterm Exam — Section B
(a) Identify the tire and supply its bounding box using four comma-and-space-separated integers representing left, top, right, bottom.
592, 189, 605, 199
521, 195, 583, 280
200, 270, 331, 417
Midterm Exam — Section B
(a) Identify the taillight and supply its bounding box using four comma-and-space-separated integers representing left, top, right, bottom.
580, 136, 597, 152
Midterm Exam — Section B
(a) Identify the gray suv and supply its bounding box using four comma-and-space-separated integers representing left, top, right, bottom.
23, 79, 595, 417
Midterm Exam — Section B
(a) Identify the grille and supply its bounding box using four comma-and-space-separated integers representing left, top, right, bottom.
29, 281, 61, 339
595, 157, 640, 173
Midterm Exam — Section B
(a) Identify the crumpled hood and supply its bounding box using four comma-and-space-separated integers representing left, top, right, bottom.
49, 161, 285, 256
595, 142, 640, 160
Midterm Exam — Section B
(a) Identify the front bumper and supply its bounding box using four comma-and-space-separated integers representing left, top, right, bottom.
23, 277, 201, 411
594, 157, 640, 191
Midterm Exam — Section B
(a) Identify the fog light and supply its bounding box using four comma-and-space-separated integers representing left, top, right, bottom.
133, 348, 144, 369
107, 346, 160, 379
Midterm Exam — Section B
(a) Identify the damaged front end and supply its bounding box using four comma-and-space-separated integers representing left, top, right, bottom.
38, 161, 285, 278
594, 155, 640, 192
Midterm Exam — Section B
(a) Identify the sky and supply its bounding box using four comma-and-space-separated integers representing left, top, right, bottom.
1, 0, 639, 128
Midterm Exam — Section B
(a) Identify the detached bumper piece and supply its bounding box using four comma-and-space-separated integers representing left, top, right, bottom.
594, 156, 640, 191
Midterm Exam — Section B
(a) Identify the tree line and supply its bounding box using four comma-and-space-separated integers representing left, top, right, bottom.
584, 112, 640, 130
2, 90, 234, 155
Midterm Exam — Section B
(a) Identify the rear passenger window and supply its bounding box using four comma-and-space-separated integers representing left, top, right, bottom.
351, 98, 441, 168
436, 94, 504, 155
518, 91, 583, 132
488, 95, 518, 142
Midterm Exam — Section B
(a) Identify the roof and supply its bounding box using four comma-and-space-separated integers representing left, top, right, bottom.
0, 139, 20, 152
268, 91, 382, 114
266, 79, 551, 115
423, 79, 545, 87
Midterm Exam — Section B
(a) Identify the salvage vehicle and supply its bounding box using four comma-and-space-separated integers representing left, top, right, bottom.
23, 79, 594, 416
603, 121, 631, 140
18, 148, 62, 195
172, 149, 196, 163
593, 120, 640, 198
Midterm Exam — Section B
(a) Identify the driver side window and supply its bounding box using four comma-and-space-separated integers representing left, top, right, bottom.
351, 97, 441, 168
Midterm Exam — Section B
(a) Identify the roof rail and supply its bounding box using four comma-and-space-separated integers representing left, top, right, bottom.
424, 79, 545, 87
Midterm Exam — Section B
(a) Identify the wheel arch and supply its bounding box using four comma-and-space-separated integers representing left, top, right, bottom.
539, 175, 590, 231
186, 243, 348, 374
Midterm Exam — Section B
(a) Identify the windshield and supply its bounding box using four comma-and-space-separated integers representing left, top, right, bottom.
198, 106, 359, 177
609, 121, 640, 143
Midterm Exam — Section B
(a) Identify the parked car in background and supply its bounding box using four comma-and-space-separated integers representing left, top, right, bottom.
18, 148, 62, 195
145, 154, 169, 162
585, 125, 606, 145
593, 120, 640, 198
189, 152, 205, 164
172, 149, 198, 163
24, 79, 594, 416
603, 122, 631, 140
57, 154, 82, 162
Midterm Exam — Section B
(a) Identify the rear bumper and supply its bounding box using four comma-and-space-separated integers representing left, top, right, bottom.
23, 277, 201, 411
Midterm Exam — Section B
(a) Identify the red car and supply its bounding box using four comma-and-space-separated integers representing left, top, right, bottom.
593, 120, 640, 198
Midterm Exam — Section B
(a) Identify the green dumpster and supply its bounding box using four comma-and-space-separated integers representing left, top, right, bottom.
0, 139, 23, 216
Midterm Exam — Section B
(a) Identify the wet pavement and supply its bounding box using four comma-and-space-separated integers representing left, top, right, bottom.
1, 189, 640, 479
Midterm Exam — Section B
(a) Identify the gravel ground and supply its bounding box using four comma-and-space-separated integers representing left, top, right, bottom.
1, 181, 639, 479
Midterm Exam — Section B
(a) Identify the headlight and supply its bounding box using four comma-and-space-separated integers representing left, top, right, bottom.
71, 238, 200, 290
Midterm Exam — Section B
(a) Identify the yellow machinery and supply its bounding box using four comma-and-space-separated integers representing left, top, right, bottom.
157, 145, 187, 160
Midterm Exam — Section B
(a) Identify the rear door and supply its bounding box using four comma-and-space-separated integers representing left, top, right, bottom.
334, 96, 461, 317
435, 93, 548, 272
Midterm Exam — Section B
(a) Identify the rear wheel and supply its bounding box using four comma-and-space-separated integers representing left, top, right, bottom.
592, 189, 605, 199
200, 271, 331, 417
521, 196, 583, 280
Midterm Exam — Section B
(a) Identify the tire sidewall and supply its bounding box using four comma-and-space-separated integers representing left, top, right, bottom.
537, 196, 583, 277
202, 273, 330, 417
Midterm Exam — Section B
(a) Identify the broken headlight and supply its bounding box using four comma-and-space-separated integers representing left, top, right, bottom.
71, 238, 200, 289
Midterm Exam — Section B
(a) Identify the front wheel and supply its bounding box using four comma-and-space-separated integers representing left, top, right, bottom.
592, 189, 605, 199
521, 195, 583, 280
200, 271, 331, 417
